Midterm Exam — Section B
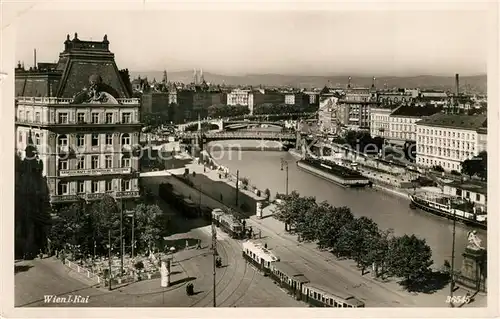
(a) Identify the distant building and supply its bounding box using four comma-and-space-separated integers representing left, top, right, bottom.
141, 92, 169, 115
443, 180, 487, 211
370, 106, 393, 139
227, 89, 254, 114
338, 88, 375, 129
415, 113, 487, 171
317, 96, 340, 134
388, 104, 442, 145
15, 33, 141, 209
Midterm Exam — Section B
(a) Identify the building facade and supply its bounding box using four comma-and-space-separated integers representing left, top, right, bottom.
388, 104, 442, 145
369, 107, 392, 139
317, 96, 340, 134
15, 34, 141, 209
227, 89, 254, 113
415, 114, 487, 171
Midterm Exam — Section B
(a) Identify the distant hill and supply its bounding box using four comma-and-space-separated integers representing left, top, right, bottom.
129, 71, 487, 94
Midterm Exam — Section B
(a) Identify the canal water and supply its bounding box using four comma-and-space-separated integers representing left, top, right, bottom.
209, 141, 487, 267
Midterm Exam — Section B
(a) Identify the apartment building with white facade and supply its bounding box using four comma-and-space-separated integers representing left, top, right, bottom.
15, 34, 141, 209
415, 113, 487, 171
369, 106, 393, 139
227, 88, 254, 114
388, 104, 442, 146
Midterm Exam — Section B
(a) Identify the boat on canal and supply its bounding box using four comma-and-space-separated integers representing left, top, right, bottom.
409, 192, 487, 229
297, 157, 372, 188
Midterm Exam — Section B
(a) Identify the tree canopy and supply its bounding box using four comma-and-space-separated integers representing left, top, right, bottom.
272, 192, 435, 289
208, 104, 250, 118
461, 151, 487, 180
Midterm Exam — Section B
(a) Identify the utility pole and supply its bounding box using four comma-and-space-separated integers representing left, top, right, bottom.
449, 204, 457, 307
108, 229, 112, 291
211, 222, 217, 307
281, 158, 289, 195
235, 170, 239, 207
131, 211, 135, 260
120, 198, 124, 276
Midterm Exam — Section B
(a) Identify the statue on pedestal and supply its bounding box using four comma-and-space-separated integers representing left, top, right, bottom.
467, 230, 484, 251
455, 229, 487, 292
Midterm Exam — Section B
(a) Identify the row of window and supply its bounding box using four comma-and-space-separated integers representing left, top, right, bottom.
418, 128, 476, 140
58, 156, 131, 170
17, 110, 134, 124
417, 146, 473, 159
57, 133, 132, 147
57, 179, 132, 195
455, 189, 482, 202
62, 112, 132, 124
417, 137, 476, 151
417, 157, 460, 170
391, 124, 416, 132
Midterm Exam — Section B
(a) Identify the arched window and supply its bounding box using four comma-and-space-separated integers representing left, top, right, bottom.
58, 134, 68, 146
121, 133, 130, 145
57, 181, 68, 195
35, 133, 40, 145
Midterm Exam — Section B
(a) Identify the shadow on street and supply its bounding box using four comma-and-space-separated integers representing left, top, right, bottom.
14, 264, 33, 274
399, 270, 451, 294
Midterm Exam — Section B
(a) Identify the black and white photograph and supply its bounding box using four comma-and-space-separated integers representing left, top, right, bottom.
1, 0, 498, 317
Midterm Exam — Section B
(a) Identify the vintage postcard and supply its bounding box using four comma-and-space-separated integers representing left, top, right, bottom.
1, 0, 498, 318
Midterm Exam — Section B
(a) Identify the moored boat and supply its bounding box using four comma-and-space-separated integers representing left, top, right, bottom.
297, 157, 372, 188
409, 192, 487, 229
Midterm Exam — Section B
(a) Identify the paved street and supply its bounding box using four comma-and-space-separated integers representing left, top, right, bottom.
245, 215, 487, 308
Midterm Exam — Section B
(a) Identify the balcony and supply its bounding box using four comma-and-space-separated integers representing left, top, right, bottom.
16, 96, 140, 105
115, 190, 140, 199
59, 167, 132, 177
50, 194, 82, 203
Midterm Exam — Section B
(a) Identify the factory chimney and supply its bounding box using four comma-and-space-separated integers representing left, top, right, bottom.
34, 49, 37, 70
455, 73, 460, 96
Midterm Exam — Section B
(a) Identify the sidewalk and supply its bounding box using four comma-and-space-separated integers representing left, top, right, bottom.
246, 215, 486, 307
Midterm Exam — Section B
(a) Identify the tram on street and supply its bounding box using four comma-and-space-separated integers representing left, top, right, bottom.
211, 208, 244, 239
242, 240, 279, 276
241, 240, 365, 308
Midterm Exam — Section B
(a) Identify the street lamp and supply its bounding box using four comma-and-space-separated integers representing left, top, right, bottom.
106, 229, 112, 291
280, 158, 289, 196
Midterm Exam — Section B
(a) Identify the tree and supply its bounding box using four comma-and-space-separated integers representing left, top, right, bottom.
15, 146, 52, 259
49, 201, 88, 256
294, 201, 328, 243
350, 217, 380, 275
315, 206, 355, 250
135, 203, 165, 254
273, 191, 317, 231
461, 151, 487, 180
386, 234, 434, 290
365, 228, 394, 278
89, 195, 120, 255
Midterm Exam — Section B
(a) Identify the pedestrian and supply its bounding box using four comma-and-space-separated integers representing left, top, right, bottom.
264, 243, 268, 249
259, 229, 262, 239
196, 239, 201, 249
185, 240, 189, 249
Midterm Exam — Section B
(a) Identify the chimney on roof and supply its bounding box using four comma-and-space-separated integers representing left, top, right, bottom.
455, 73, 460, 96
33, 49, 37, 70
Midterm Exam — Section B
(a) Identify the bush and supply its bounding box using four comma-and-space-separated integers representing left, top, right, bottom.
450, 170, 461, 176
433, 165, 445, 172
134, 261, 144, 270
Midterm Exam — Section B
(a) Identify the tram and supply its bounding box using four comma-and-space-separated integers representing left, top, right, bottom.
211, 208, 244, 239
301, 283, 365, 308
241, 240, 365, 308
269, 261, 309, 301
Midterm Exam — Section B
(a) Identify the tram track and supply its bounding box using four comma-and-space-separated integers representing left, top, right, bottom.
248, 218, 412, 306
224, 258, 257, 307
189, 234, 237, 307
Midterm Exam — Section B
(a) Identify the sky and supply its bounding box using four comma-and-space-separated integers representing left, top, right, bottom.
10, 2, 492, 77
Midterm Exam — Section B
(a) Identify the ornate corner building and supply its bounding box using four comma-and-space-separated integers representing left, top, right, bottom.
15, 33, 142, 210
